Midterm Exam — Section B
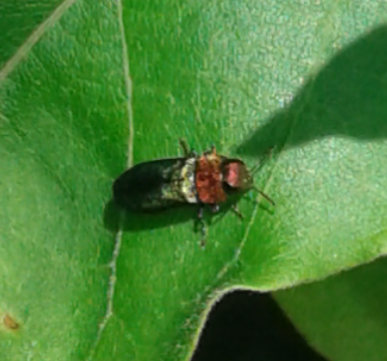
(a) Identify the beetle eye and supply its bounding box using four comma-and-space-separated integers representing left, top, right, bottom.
225, 163, 239, 187
223, 161, 252, 189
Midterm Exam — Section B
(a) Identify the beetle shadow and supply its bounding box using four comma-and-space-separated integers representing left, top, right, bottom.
103, 195, 272, 234
236, 25, 387, 157
103, 199, 197, 233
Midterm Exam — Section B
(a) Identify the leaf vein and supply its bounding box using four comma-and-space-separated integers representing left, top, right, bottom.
87, 0, 134, 358
0, 0, 77, 84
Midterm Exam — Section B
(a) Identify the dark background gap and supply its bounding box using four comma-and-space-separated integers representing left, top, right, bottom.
192, 291, 327, 361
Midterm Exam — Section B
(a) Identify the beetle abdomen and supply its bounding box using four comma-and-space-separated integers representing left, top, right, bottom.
113, 158, 196, 211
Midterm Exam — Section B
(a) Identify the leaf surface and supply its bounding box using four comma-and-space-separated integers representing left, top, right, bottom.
1, 0, 387, 360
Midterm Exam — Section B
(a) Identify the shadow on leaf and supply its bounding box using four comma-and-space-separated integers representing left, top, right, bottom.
237, 25, 387, 157
103, 192, 273, 234
103, 199, 197, 232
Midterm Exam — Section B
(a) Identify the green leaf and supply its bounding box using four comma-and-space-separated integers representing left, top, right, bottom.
275, 257, 387, 361
0, 0, 127, 359
1, 0, 387, 360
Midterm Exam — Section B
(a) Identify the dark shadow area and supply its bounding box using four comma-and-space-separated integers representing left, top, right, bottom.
192, 291, 327, 361
103, 193, 270, 233
237, 25, 387, 157
104, 199, 197, 232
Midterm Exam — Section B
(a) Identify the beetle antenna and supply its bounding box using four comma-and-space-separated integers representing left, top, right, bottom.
250, 147, 275, 175
179, 138, 198, 157
253, 186, 275, 206
250, 162, 264, 175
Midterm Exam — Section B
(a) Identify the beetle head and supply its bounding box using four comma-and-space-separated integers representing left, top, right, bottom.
221, 159, 253, 192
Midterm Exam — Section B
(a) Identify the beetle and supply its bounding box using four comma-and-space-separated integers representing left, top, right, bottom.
113, 140, 274, 245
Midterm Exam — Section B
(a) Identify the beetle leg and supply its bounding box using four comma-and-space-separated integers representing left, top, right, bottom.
179, 138, 190, 156
231, 204, 244, 219
211, 204, 220, 213
197, 205, 204, 219
196, 205, 207, 248
211, 143, 216, 155
179, 138, 198, 158
203, 143, 217, 156
253, 186, 275, 206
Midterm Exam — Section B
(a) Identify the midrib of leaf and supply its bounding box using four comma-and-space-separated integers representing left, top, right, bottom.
86, 0, 134, 359
1, 0, 133, 358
